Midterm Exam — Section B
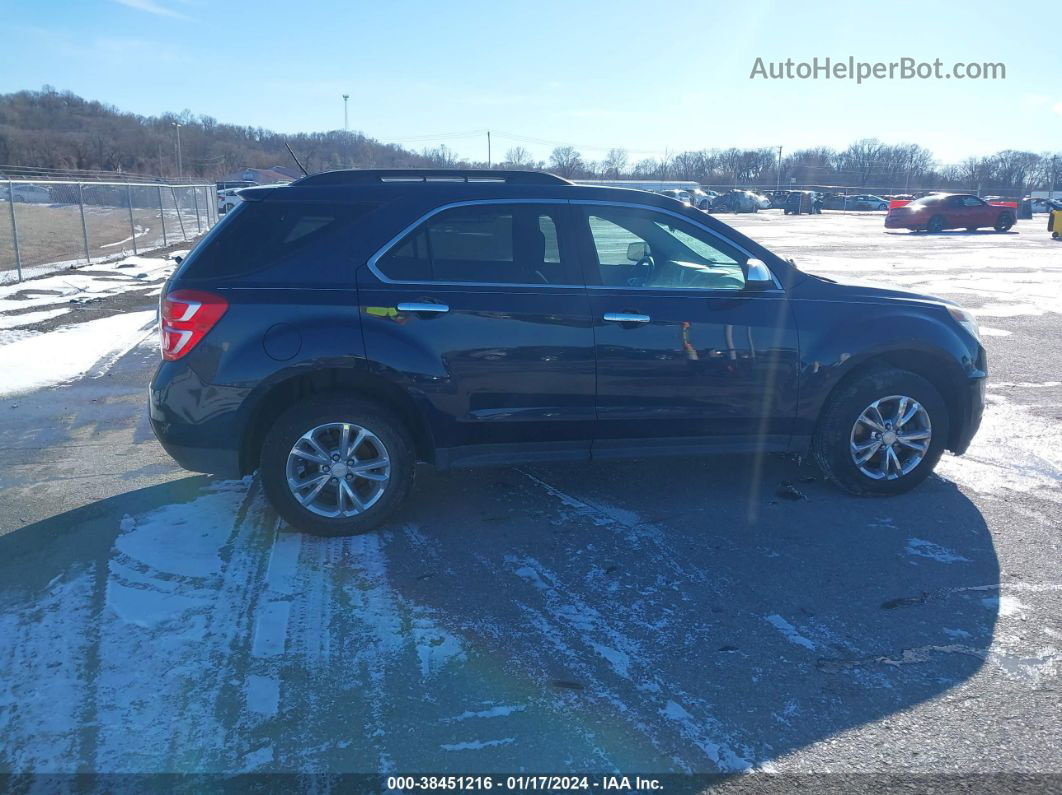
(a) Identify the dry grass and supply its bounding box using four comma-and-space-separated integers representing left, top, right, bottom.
0, 202, 207, 277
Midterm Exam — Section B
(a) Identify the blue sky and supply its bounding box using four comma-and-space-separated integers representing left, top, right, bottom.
2, 0, 1058, 165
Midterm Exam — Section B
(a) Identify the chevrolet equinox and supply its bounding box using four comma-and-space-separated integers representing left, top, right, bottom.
149, 170, 986, 536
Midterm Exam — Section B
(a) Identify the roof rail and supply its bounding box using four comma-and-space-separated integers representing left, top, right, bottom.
293, 169, 571, 187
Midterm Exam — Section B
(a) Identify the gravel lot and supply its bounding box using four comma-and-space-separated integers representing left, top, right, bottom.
0, 211, 1058, 781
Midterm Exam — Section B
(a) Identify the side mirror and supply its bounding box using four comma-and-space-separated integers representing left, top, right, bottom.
745, 258, 775, 290
173, 255, 183, 265
626, 241, 650, 262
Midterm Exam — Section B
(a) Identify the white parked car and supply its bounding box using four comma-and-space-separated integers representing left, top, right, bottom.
658, 189, 693, 206
688, 188, 717, 210
217, 188, 243, 214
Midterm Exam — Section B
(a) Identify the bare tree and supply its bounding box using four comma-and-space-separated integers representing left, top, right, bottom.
630, 158, 661, 178
839, 138, 888, 186
602, 148, 628, 178
671, 151, 703, 181
422, 144, 459, 168
549, 145, 584, 178
503, 146, 533, 168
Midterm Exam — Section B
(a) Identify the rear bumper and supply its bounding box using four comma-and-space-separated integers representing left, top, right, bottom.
152, 435, 241, 478
148, 361, 247, 479
884, 216, 914, 229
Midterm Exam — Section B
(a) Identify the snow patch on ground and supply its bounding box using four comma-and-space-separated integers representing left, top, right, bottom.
0, 256, 171, 314
764, 615, 817, 651
936, 392, 1062, 498
0, 310, 156, 397
982, 595, 1029, 618
0, 307, 71, 329
447, 705, 526, 722
905, 538, 971, 563
440, 738, 515, 751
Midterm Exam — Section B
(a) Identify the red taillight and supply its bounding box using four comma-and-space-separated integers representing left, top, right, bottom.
160, 289, 228, 361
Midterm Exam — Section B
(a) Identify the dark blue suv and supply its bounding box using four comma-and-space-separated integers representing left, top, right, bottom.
149, 170, 986, 535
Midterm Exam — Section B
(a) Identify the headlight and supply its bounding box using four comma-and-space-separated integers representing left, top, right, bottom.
947, 305, 981, 341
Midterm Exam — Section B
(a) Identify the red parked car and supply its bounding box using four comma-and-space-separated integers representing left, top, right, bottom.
884, 193, 1016, 233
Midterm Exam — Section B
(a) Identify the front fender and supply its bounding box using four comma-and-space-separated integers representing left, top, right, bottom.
791, 297, 982, 440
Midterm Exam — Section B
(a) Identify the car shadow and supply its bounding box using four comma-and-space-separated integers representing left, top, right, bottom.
884, 229, 1019, 236
0, 454, 998, 775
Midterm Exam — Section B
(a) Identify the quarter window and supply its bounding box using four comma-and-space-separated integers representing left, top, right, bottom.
181, 200, 376, 279
584, 207, 748, 291
375, 204, 570, 284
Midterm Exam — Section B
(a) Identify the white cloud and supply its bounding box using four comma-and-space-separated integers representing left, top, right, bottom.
1053, 102, 1062, 115
112, 0, 191, 20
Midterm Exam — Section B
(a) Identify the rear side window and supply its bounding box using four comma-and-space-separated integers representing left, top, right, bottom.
375, 204, 571, 285
181, 200, 375, 279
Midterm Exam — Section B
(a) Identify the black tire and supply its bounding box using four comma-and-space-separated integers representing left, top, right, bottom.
877, 203, 888, 211
994, 212, 1014, 232
259, 395, 415, 536
813, 368, 949, 496
926, 215, 945, 233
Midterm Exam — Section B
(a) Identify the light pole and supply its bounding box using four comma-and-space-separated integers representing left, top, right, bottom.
172, 122, 182, 181
775, 146, 782, 193
342, 94, 349, 131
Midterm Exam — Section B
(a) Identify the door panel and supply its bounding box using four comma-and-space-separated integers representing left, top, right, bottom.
574, 202, 800, 452
589, 290, 800, 446
357, 201, 596, 460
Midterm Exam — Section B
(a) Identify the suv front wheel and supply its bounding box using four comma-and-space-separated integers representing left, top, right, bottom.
813, 368, 949, 496
260, 396, 415, 536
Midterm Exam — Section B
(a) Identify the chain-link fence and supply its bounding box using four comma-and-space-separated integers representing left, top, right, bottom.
1, 180, 218, 284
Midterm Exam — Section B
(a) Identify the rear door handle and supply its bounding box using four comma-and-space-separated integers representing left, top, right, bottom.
603, 312, 650, 324
397, 302, 449, 314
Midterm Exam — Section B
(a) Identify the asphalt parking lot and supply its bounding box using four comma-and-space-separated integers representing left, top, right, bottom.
0, 211, 1059, 778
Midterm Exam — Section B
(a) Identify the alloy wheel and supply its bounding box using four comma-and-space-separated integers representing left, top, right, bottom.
285, 422, 391, 517
849, 395, 932, 480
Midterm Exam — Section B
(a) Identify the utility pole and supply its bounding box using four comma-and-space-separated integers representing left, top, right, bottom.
487, 130, 491, 168
342, 94, 349, 131
1051, 155, 1058, 201
775, 146, 782, 193
172, 122, 182, 181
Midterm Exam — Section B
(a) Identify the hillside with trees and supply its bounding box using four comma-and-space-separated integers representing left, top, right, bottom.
0, 86, 1057, 195
0, 86, 433, 180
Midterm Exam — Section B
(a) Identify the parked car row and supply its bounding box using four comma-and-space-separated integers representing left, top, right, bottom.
1029, 197, 1062, 213
822, 193, 890, 211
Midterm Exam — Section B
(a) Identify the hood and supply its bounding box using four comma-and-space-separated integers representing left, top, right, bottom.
794, 271, 954, 307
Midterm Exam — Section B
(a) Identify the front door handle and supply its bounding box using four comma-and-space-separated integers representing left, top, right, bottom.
397, 302, 449, 314
603, 312, 650, 324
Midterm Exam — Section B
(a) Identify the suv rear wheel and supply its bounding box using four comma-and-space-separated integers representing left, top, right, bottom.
813, 368, 949, 496
260, 396, 415, 536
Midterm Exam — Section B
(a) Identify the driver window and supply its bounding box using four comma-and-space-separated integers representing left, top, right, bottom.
585, 207, 747, 291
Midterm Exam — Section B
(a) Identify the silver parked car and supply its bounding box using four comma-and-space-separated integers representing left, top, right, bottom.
3, 184, 52, 203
